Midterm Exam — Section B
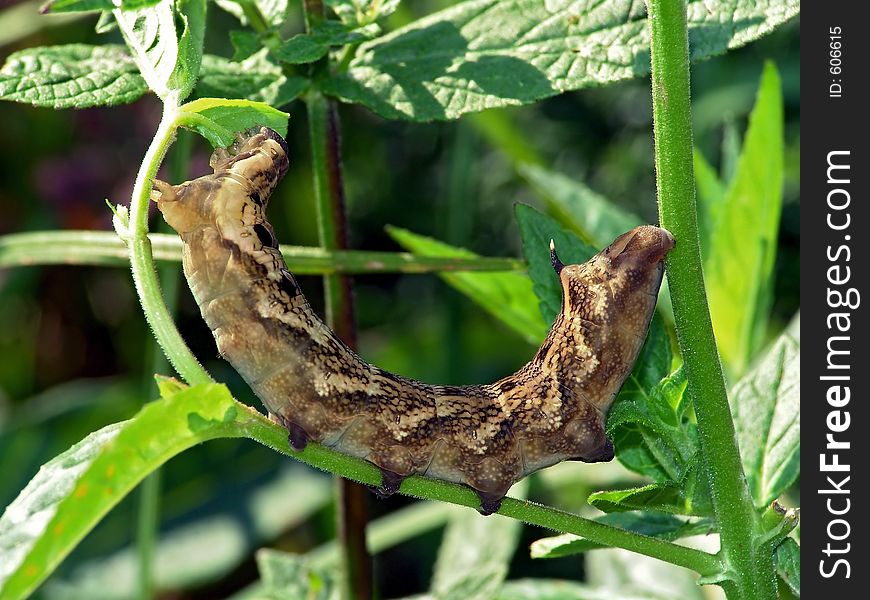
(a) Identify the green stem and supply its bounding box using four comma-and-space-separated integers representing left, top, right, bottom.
306, 71, 372, 598
234, 403, 722, 578
647, 0, 773, 597
127, 108, 211, 385
0, 231, 523, 273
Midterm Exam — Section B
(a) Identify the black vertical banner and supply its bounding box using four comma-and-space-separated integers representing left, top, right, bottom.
802, 3, 868, 597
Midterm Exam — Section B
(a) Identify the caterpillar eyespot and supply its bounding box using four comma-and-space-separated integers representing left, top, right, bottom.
154, 127, 675, 515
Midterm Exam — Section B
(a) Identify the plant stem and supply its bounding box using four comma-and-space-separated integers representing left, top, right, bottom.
306, 77, 373, 599
235, 402, 722, 579
0, 231, 524, 273
127, 108, 211, 385
647, 0, 773, 597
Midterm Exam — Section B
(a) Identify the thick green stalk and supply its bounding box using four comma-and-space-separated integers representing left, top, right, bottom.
126, 108, 211, 386
647, 0, 774, 597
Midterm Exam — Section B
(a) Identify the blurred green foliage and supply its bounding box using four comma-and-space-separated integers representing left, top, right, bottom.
0, 1, 798, 598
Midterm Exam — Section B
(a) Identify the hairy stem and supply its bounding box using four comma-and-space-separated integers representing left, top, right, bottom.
127, 109, 211, 386
647, 0, 773, 597
235, 402, 722, 579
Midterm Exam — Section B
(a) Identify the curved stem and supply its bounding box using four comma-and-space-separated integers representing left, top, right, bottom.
233, 402, 722, 578
647, 0, 773, 597
127, 108, 211, 386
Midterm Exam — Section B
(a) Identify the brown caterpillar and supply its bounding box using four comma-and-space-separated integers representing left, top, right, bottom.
154, 127, 674, 514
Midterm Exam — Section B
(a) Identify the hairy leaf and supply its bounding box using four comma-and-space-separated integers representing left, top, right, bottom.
731, 315, 799, 506
588, 471, 713, 517
273, 21, 380, 65
323, 0, 799, 121
387, 226, 548, 345
113, 0, 206, 101
0, 44, 147, 108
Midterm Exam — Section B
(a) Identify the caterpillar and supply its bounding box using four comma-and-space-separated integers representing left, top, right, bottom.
154, 127, 674, 515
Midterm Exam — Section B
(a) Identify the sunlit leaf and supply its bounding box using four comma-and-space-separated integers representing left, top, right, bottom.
387, 226, 548, 345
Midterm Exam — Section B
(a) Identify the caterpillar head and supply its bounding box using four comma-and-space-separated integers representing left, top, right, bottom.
549, 225, 674, 414
552, 225, 674, 316
155, 127, 289, 237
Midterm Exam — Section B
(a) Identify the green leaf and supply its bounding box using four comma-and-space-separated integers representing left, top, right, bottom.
775, 537, 800, 597
42, 466, 332, 597
40, 0, 160, 13
514, 203, 597, 324
519, 164, 644, 249
256, 549, 339, 600
323, 0, 799, 121
607, 364, 695, 483
230, 29, 263, 62
431, 481, 527, 600
730, 314, 799, 506
215, 0, 289, 27
704, 62, 784, 377
326, 0, 401, 26
0, 44, 148, 108
585, 549, 706, 600
530, 512, 713, 558
113, 0, 206, 102
387, 226, 548, 345
588, 473, 713, 517
177, 97, 289, 147
692, 148, 726, 263
0, 384, 241, 600
197, 52, 309, 108
272, 21, 380, 65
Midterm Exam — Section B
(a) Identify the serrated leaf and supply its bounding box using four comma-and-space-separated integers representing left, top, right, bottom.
197, 52, 309, 108
326, 0, 401, 26
256, 549, 339, 600
215, 0, 289, 27
588, 469, 713, 517
0, 384, 240, 600
514, 203, 597, 324
387, 226, 548, 345
323, 0, 799, 121
704, 62, 784, 377
272, 21, 380, 65
113, 0, 206, 102
731, 314, 799, 506
775, 537, 800, 597
40, 0, 160, 14
519, 164, 644, 249
0, 44, 148, 108
530, 512, 713, 558
607, 364, 695, 483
